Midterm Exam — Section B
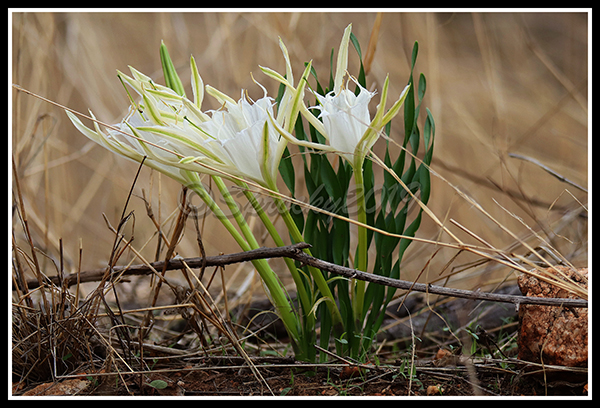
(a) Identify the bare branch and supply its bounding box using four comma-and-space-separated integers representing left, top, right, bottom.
288, 249, 588, 308
19, 242, 587, 309
21, 243, 312, 290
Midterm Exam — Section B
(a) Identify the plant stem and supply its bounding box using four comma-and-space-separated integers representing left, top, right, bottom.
237, 181, 312, 317
236, 181, 316, 357
183, 172, 248, 249
267, 181, 344, 337
352, 160, 368, 326
187, 173, 302, 356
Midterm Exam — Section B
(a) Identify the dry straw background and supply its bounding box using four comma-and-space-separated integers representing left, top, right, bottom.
12, 11, 588, 303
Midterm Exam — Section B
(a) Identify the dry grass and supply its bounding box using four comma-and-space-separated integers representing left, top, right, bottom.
11, 11, 588, 394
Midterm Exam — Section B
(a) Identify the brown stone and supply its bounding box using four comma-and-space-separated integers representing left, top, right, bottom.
21, 377, 90, 396
517, 266, 588, 367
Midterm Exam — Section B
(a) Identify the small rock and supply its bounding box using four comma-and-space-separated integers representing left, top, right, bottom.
426, 384, 443, 395
517, 266, 588, 367
22, 377, 90, 396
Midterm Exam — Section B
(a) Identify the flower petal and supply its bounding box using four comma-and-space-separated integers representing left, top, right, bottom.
334, 23, 353, 95
205, 85, 237, 106
380, 83, 411, 126
190, 55, 204, 109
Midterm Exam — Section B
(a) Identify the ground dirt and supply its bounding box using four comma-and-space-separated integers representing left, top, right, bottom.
15, 356, 588, 397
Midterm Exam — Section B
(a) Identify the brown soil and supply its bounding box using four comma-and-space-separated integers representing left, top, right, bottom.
13, 284, 588, 398
15, 356, 588, 397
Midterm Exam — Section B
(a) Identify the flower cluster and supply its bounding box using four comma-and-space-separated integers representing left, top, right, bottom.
68, 24, 409, 190
68, 62, 288, 189
266, 26, 408, 172
66, 23, 426, 363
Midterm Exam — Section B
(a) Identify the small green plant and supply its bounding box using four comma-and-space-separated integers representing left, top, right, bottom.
147, 379, 168, 390
279, 369, 294, 396
276, 32, 434, 360
66, 24, 435, 363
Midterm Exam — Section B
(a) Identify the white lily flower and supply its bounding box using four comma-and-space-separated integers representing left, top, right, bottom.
267, 23, 411, 171
312, 78, 376, 164
66, 51, 307, 189
66, 62, 218, 184
197, 89, 286, 187
65, 107, 198, 187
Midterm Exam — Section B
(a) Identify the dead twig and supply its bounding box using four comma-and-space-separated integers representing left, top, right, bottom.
20, 243, 587, 309
288, 249, 587, 308
21, 243, 312, 290
508, 152, 587, 193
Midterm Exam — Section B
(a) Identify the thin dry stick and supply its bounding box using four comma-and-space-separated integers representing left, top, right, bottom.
141, 186, 190, 338
21, 243, 311, 290
407, 305, 417, 396
20, 243, 587, 309
140, 188, 172, 249
288, 249, 587, 308
508, 152, 587, 193
12, 156, 50, 314
184, 260, 274, 396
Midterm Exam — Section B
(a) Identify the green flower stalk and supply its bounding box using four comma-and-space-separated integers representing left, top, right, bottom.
65, 27, 431, 362
260, 41, 347, 339
264, 24, 410, 326
68, 49, 299, 342
66, 41, 345, 361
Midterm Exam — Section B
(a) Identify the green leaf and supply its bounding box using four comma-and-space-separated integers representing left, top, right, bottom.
279, 147, 295, 195
349, 32, 367, 91
416, 109, 435, 205
275, 76, 287, 106
403, 83, 415, 146
303, 210, 317, 253
319, 305, 333, 362
290, 203, 305, 240
411, 41, 419, 69
418, 73, 426, 103
148, 379, 169, 390
319, 155, 342, 200
417, 163, 431, 205
308, 110, 327, 145
331, 217, 350, 267
328, 48, 335, 93
403, 41, 419, 143
306, 62, 326, 97
362, 158, 376, 247
349, 32, 363, 60
423, 108, 436, 160
303, 161, 318, 198
398, 210, 423, 263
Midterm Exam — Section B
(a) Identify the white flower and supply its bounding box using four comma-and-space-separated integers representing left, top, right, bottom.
66, 51, 302, 188
266, 23, 411, 170
197, 90, 286, 187
66, 107, 193, 186
312, 80, 376, 163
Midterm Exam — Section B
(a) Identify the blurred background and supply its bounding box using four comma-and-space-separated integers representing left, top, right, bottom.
11, 11, 588, 303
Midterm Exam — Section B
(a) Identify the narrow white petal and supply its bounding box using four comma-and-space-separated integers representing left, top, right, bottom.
190, 55, 204, 109
334, 23, 352, 95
